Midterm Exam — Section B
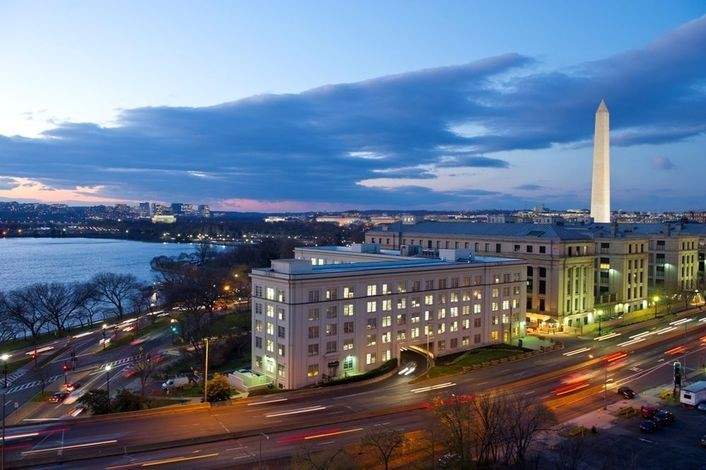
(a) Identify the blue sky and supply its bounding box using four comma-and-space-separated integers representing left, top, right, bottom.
0, 1, 704, 211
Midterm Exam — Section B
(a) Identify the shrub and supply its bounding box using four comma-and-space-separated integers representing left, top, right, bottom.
78, 389, 113, 415
113, 388, 147, 412
206, 373, 232, 402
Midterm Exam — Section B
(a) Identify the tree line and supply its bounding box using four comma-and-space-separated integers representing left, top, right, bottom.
0, 272, 147, 346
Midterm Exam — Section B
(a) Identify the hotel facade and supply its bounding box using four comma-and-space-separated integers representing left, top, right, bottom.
250, 246, 526, 389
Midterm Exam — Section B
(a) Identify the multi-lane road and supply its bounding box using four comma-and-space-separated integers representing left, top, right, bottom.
4, 308, 706, 468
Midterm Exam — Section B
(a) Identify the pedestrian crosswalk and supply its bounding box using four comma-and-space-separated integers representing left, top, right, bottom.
5, 374, 64, 395
6, 369, 27, 387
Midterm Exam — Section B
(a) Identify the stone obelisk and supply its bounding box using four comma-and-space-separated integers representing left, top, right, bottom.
590, 99, 610, 223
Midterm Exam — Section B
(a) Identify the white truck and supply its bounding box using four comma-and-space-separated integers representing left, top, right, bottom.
162, 377, 190, 390
679, 380, 706, 406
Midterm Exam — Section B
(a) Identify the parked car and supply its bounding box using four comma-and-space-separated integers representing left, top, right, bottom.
696, 401, 706, 412
639, 420, 657, 433
162, 377, 190, 390
617, 387, 636, 399
640, 405, 657, 418
700, 435, 706, 448
654, 409, 675, 425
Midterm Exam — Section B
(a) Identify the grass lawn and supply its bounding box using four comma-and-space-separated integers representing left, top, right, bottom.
426, 345, 528, 379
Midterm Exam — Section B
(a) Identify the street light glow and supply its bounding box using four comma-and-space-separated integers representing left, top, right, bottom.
0, 354, 9, 362
104, 364, 112, 372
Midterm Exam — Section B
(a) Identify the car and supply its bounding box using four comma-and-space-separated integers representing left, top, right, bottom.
696, 401, 706, 412
617, 386, 636, 399
48, 391, 68, 403
654, 409, 675, 425
63, 382, 81, 392
700, 435, 706, 448
398, 361, 417, 376
639, 420, 657, 433
640, 405, 657, 418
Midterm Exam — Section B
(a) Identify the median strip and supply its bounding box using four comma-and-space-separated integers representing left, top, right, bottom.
265, 405, 327, 418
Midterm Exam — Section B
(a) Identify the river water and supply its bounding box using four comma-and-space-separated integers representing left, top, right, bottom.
0, 237, 195, 291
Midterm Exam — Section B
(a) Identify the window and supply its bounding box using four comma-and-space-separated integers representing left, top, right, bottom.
381, 331, 391, 343
474, 318, 481, 328
266, 322, 274, 335
411, 327, 420, 339
539, 267, 546, 277
366, 353, 376, 365
325, 323, 337, 336
450, 307, 458, 317
382, 315, 392, 327
325, 288, 337, 300
255, 303, 262, 315
539, 246, 546, 254
308, 326, 319, 339
308, 308, 319, 321
277, 326, 285, 338
344, 321, 354, 334
492, 288, 499, 298
266, 287, 275, 300
266, 305, 275, 317
307, 364, 319, 377
308, 344, 319, 356
255, 320, 263, 333
502, 300, 510, 310
367, 334, 376, 346
308, 290, 319, 302
526, 245, 533, 253
277, 344, 285, 357
514, 244, 520, 252
474, 304, 481, 314
343, 304, 354, 316
382, 283, 390, 294
367, 318, 377, 329
424, 294, 434, 305
425, 280, 434, 290
326, 306, 337, 318
496, 243, 501, 253
343, 287, 354, 298
326, 341, 337, 353
397, 313, 407, 325
255, 336, 262, 349
491, 331, 499, 341
492, 302, 499, 311
367, 301, 377, 313
343, 339, 354, 351
277, 309, 285, 321
382, 299, 392, 311
367, 284, 377, 296
266, 339, 274, 352
397, 330, 406, 340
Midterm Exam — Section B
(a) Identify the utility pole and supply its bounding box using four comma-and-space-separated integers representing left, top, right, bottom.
104, 364, 112, 397
2, 353, 9, 470
259, 432, 269, 469
203, 338, 210, 403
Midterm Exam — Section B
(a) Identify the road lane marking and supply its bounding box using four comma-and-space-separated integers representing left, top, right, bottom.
140, 452, 220, 467
410, 382, 456, 394
563, 347, 592, 357
247, 397, 288, 406
304, 427, 364, 440
594, 332, 621, 341
669, 317, 693, 326
616, 337, 646, 347
265, 405, 327, 418
22, 439, 117, 455
0, 432, 39, 442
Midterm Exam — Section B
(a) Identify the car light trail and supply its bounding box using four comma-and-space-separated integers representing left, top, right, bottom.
72, 331, 94, 339
699, 317, 706, 323
563, 347, 592, 357
655, 326, 677, 335
617, 337, 646, 347
604, 351, 628, 363
553, 380, 590, 396
247, 397, 288, 406
26, 346, 53, 356
0, 432, 39, 442
265, 405, 327, 418
304, 427, 364, 440
22, 439, 118, 454
594, 332, 621, 341
629, 330, 653, 340
140, 453, 220, 467
664, 345, 687, 356
669, 318, 693, 326
410, 382, 456, 393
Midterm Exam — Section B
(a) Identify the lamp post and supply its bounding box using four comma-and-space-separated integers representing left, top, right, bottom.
104, 364, 112, 397
653, 296, 660, 319
258, 432, 270, 469
2, 353, 10, 470
203, 338, 210, 403
101, 323, 108, 350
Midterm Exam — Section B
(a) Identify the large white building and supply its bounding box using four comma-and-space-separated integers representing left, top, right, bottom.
250, 245, 526, 389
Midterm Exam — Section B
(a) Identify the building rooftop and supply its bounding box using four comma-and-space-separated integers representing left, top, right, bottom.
371, 221, 595, 241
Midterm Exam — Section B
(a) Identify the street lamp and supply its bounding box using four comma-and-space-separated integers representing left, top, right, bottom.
102, 323, 108, 349
104, 364, 112, 397
2, 353, 10, 470
653, 296, 661, 318
258, 432, 270, 469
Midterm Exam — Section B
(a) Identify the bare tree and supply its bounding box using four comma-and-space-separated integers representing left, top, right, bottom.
0, 294, 19, 344
360, 428, 406, 470
131, 351, 159, 397
25, 282, 94, 334
292, 445, 350, 470
502, 393, 553, 465
432, 394, 474, 466
92, 272, 140, 320
1, 288, 46, 361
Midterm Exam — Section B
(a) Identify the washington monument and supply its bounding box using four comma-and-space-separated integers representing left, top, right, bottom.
590, 99, 610, 223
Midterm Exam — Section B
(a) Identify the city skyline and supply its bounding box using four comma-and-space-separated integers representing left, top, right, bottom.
1, 3, 705, 211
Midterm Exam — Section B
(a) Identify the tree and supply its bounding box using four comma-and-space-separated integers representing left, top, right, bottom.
113, 388, 146, 412
360, 428, 406, 470
0, 295, 19, 344
132, 351, 159, 397
92, 272, 140, 320
503, 392, 553, 464
78, 389, 113, 414
292, 446, 349, 470
206, 373, 231, 402
1, 287, 47, 360
26, 282, 94, 334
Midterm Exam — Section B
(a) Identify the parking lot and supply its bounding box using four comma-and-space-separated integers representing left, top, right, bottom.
549, 387, 706, 469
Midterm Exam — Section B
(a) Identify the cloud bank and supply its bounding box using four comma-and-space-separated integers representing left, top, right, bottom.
0, 15, 705, 210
